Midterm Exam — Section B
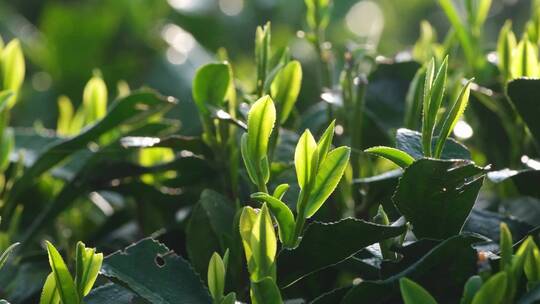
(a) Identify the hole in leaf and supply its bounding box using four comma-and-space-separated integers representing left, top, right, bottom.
155, 255, 166, 267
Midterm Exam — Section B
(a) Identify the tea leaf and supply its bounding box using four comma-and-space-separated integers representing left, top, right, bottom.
250, 204, 277, 280
101, 238, 212, 303
83, 75, 108, 123
506, 79, 540, 147
278, 218, 406, 287
316, 120, 335, 164
422, 56, 448, 157
57, 96, 75, 136
239, 207, 258, 271
187, 190, 235, 279
497, 21, 517, 80
272, 183, 290, 200
524, 238, 540, 283
192, 63, 231, 116
461, 276, 483, 304
255, 22, 271, 96
393, 159, 485, 239
305, 0, 331, 30
247, 95, 276, 165
434, 79, 472, 158
438, 0, 476, 67
364, 146, 415, 168
471, 272, 508, 304
208, 252, 225, 301
45, 241, 79, 304
304, 147, 350, 218
400, 278, 437, 304
295, 129, 318, 190
39, 273, 60, 304
75, 242, 103, 297
271, 60, 302, 124
499, 223, 513, 271
341, 235, 483, 303
251, 277, 282, 304
251, 192, 295, 246
512, 35, 539, 78
0, 39, 24, 107
241, 133, 258, 185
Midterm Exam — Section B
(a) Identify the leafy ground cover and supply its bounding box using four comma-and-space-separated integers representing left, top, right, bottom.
0, 0, 540, 303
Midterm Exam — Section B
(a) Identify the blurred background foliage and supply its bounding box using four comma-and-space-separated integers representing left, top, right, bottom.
0, 0, 534, 135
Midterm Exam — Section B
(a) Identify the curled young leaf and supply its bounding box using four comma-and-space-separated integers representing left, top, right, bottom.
251, 192, 295, 247
364, 146, 415, 168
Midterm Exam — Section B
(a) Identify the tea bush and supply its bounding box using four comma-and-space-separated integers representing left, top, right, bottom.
0, 0, 540, 303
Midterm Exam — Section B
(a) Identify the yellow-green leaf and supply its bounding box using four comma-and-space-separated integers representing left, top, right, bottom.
208, 252, 225, 301
512, 35, 539, 78
83, 75, 108, 123
400, 278, 437, 304
57, 95, 74, 136
471, 272, 508, 304
497, 21, 516, 80
364, 146, 415, 168
434, 79, 473, 158
500, 222, 513, 271
74, 241, 103, 297
192, 63, 231, 116
1, 39, 25, 108
305, 147, 350, 218
45, 241, 79, 304
295, 129, 318, 190
251, 192, 295, 247
250, 204, 277, 280
39, 273, 60, 304
270, 60, 302, 124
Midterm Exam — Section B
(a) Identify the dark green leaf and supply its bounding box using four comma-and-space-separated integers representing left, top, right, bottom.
101, 238, 212, 303
393, 159, 485, 239
85, 283, 141, 304
507, 79, 540, 147
342, 235, 482, 303
186, 190, 235, 279
277, 218, 406, 287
